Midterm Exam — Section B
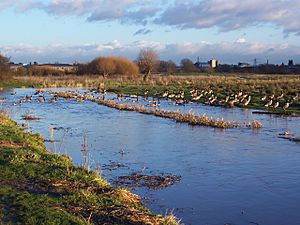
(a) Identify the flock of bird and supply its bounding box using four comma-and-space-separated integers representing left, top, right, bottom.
1, 87, 299, 112
260, 93, 298, 111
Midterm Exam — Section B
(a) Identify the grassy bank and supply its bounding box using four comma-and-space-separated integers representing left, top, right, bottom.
0, 113, 178, 225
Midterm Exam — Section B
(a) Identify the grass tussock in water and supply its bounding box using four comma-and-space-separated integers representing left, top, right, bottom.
94, 99, 261, 129
22, 112, 42, 120
49, 90, 262, 129
0, 113, 180, 225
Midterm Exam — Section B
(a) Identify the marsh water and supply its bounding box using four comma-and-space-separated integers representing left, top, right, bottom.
1, 88, 300, 225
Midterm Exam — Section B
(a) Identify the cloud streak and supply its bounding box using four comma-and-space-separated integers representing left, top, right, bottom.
1, 40, 299, 64
134, 28, 152, 36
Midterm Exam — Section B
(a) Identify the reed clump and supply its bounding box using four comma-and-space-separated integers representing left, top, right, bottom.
40, 90, 264, 129
22, 112, 41, 120
246, 120, 263, 129
94, 98, 259, 129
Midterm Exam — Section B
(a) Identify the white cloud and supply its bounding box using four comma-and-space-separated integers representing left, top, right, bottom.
236, 38, 247, 43
0, 0, 14, 11
156, 0, 300, 35
1, 40, 299, 64
3, 0, 299, 36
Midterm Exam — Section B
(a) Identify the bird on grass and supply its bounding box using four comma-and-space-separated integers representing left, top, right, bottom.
282, 101, 292, 111
264, 99, 273, 107
273, 101, 279, 109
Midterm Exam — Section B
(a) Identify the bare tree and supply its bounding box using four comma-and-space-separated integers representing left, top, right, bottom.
137, 48, 159, 80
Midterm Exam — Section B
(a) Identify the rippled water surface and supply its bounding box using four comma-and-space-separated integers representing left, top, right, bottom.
1, 88, 300, 225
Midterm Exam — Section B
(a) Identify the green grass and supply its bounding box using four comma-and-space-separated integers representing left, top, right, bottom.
0, 113, 178, 225
0, 79, 40, 89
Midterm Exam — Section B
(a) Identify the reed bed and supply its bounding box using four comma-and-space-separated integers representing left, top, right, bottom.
93, 98, 261, 129
41, 89, 263, 129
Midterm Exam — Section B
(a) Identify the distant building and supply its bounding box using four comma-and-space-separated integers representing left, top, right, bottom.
195, 58, 220, 69
288, 60, 294, 67
209, 58, 220, 68
238, 62, 252, 68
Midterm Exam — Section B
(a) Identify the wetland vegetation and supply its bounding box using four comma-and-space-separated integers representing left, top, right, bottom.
3, 73, 299, 115
1, 52, 300, 224
0, 113, 179, 224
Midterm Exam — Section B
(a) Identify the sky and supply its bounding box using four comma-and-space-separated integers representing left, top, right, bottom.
0, 0, 300, 65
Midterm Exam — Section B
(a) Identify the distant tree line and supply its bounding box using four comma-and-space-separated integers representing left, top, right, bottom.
3, 49, 300, 79
216, 64, 300, 74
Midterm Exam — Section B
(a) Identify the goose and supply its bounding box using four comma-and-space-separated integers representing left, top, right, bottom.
84, 94, 94, 101
208, 95, 214, 101
147, 101, 160, 107
168, 93, 175, 98
180, 91, 185, 99
277, 92, 284, 99
210, 96, 218, 104
13, 100, 22, 106
189, 89, 195, 94
192, 94, 202, 101
292, 93, 299, 101
261, 96, 267, 101
282, 102, 291, 111
37, 96, 45, 103
189, 89, 197, 95
225, 96, 230, 103
24, 95, 32, 102
279, 131, 292, 136
162, 91, 168, 98
273, 101, 279, 109
130, 94, 138, 98
175, 99, 185, 106
77, 96, 84, 102
227, 99, 238, 108
264, 99, 272, 107
242, 95, 251, 107
49, 97, 57, 103
144, 90, 149, 98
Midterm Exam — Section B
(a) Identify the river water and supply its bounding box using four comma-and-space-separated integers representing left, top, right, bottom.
1, 88, 300, 225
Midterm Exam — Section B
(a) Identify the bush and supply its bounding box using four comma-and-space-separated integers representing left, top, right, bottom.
77, 56, 139, 77
28, 66, 66, 76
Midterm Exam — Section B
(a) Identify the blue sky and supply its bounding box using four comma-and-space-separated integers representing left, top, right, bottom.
0, 0, 300, 64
